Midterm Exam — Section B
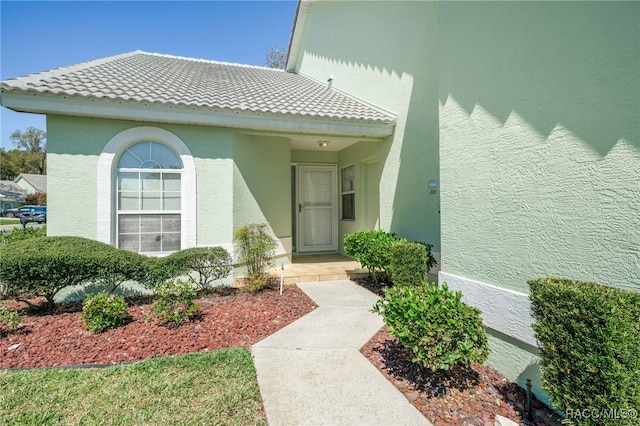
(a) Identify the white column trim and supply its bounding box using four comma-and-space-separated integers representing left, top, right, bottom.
97, 126, 196, 249
438, 271, 537, 347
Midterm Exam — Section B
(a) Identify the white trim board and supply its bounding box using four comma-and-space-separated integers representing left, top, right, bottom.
438, 271, 536, 347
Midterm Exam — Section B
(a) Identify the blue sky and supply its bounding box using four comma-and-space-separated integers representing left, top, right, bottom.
0, 0, 298, 150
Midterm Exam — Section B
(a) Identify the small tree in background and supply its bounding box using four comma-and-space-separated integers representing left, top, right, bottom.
9, 127, 46, 175
264, 45, 287, 69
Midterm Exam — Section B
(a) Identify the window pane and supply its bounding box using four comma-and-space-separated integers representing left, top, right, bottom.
119, 192, 139, 210
118, 172, 139, 191
342, 193, 355, 220
141, 172, 161, 190
141, 192, 162, 210
140, 233, 162, 252
118, 234, 139, 252
118, 142, 182, 169
140, 215, 162, 232
162, 214, 181, 232
164, 192, 181, 210
151, 144, 182, 169
342, 166, 355, 192
162, 233, 181, 252
118, 151, 141, 169
163, 173, 181, 191
118, 215, 140, 233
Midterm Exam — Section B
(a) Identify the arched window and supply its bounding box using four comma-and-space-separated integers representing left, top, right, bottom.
116, 141, 182, 253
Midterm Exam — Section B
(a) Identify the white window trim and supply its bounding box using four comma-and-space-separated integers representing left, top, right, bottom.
97, 126, 196, 250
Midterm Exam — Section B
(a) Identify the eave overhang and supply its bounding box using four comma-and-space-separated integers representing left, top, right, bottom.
1, 91, 395, 139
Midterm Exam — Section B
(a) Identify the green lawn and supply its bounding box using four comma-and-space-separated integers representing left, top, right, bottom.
0, 348, 266, 426
0, 218, 20, 226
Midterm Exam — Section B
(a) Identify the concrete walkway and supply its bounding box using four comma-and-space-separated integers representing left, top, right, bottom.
252, 280, 432, 426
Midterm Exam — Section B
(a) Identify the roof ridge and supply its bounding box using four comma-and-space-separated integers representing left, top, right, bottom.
138, 51, 287, 72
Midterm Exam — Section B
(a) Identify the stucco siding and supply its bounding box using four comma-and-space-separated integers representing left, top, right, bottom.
439, 1, 640, 293
233, 134, 292, 258
295, 0, 441, 251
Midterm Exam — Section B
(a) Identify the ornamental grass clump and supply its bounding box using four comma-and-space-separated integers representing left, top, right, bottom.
81, 292, 131, 333
373, 282, 489, 371
149, 280, 200, 328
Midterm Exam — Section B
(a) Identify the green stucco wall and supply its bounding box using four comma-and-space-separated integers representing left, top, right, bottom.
233, 133, 292, 257
47, 115, 239, 248
295, 0, 441, 252
438, 1, 640, 292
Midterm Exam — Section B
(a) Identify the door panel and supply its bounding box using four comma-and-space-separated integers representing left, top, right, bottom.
297, 165, 337, 252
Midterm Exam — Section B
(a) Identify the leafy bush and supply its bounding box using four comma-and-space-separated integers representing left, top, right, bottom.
414, 241, 438, 273
233, 223, 276, 286
372, 282, 489, 371
0, 302, 21, 332
529, 277, 640, 425
149, 280, 200, 328
25, 192, 46, 206
388, 242, 427, 286
344, 230, 399, 279
162, 247, 232, 290
0, 226, 46, 246
81, 292, 131, 333
243, 273, 273, 294
344, 230, 438, 282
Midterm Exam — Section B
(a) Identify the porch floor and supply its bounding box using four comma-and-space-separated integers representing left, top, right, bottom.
269, 254, 367, 284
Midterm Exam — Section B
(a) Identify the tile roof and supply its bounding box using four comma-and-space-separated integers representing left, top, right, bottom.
0, 51, 395, 124
0, 181, 27, 202
17, 174, 47, 193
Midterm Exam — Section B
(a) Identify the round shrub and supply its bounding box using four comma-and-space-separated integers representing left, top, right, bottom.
81, 292, 131, 333
149, 280, 200, 328
373, 282, 489, 371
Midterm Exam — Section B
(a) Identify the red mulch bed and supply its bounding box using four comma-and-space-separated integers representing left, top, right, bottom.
0, 286, 316, 369
361, 326, 562, 426
355, 277, 562, 426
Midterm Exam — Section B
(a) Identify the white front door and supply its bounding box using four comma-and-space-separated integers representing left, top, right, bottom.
297, 164, 338, 252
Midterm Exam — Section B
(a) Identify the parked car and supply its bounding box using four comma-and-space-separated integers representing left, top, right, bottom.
20, 207, 47, 225
3, 205, 46, 219
4, 206, 47, 222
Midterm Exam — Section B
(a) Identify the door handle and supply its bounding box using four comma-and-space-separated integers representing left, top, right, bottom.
299, 203, 302, 213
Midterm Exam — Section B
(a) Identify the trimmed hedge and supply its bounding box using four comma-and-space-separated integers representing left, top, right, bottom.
344, 230, 438, 282
529, 277, 640, 425
0, 237, 154, 308
388, 242, 427, 286
162, 247, 232, 290
344, 230, 399, 278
